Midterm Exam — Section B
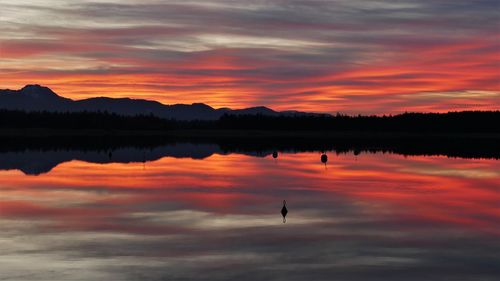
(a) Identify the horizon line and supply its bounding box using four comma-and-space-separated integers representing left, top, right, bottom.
2, 84, 499, 116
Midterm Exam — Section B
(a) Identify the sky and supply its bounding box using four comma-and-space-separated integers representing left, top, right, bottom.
1, 0, 499, 114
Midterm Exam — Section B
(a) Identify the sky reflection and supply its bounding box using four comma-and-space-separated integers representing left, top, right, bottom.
0, 151, 499, 280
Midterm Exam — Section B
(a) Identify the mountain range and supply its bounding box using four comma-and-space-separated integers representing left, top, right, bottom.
0, 85, 323, 120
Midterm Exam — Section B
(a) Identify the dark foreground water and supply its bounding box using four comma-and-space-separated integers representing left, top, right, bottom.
0, 144, 499, 281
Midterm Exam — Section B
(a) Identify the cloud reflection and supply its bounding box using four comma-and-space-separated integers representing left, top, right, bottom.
0, 151, 499, 280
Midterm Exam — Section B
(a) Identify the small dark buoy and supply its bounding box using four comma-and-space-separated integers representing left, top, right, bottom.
272, 151, 278, 159
108, 151, 113, 159
281, 200, 288, 223
321, 153, 328, 164
354, 149, 360, 156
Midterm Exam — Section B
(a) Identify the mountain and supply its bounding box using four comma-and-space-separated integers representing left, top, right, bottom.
0, 85, 323, 121
0, 85, 73, 111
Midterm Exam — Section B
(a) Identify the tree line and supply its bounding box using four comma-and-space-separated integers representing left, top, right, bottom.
0, 110, 498, 133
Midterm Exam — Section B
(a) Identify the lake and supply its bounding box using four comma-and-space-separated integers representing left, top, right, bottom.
0, 143, 499, 280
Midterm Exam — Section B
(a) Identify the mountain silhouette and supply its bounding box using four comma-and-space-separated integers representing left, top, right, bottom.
0, 85, 73, 111
0, 85, 320, 121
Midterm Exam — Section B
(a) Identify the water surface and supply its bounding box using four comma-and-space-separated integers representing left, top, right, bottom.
0, 146, 499, 280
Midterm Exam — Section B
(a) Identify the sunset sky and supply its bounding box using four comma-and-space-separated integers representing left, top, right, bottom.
1, 0, 499, 114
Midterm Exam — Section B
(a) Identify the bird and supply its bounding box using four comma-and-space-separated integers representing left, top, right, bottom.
281, 200, 288, 223
321, 153, 328, 164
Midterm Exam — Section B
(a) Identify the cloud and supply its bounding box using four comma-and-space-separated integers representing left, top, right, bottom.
0, 0, 499, 113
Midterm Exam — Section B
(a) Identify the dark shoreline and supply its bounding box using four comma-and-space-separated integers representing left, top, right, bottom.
1, 128, 500, 139
0, 128, 499, 160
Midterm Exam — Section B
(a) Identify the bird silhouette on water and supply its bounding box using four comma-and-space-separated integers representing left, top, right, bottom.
321, 153, 328, 164
272, 151, 279, 164
281, 200, 288, 223
321, 153, 328, 170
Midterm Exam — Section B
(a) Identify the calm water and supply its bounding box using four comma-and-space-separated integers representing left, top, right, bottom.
0, 145, 499, 281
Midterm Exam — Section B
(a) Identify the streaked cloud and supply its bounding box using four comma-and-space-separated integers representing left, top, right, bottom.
1, 0, 499, 113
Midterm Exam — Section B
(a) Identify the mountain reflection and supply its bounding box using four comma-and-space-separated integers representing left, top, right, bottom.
0, 149, 499, 281
0, 144, 221, 175
0, 138, 499, 175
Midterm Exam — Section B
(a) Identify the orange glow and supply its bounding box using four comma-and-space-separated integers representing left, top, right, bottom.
1, 152, 499, 235
2, 36, 499, 113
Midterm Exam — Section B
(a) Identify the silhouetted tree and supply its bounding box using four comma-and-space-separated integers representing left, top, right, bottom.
0, 109, 498, 133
